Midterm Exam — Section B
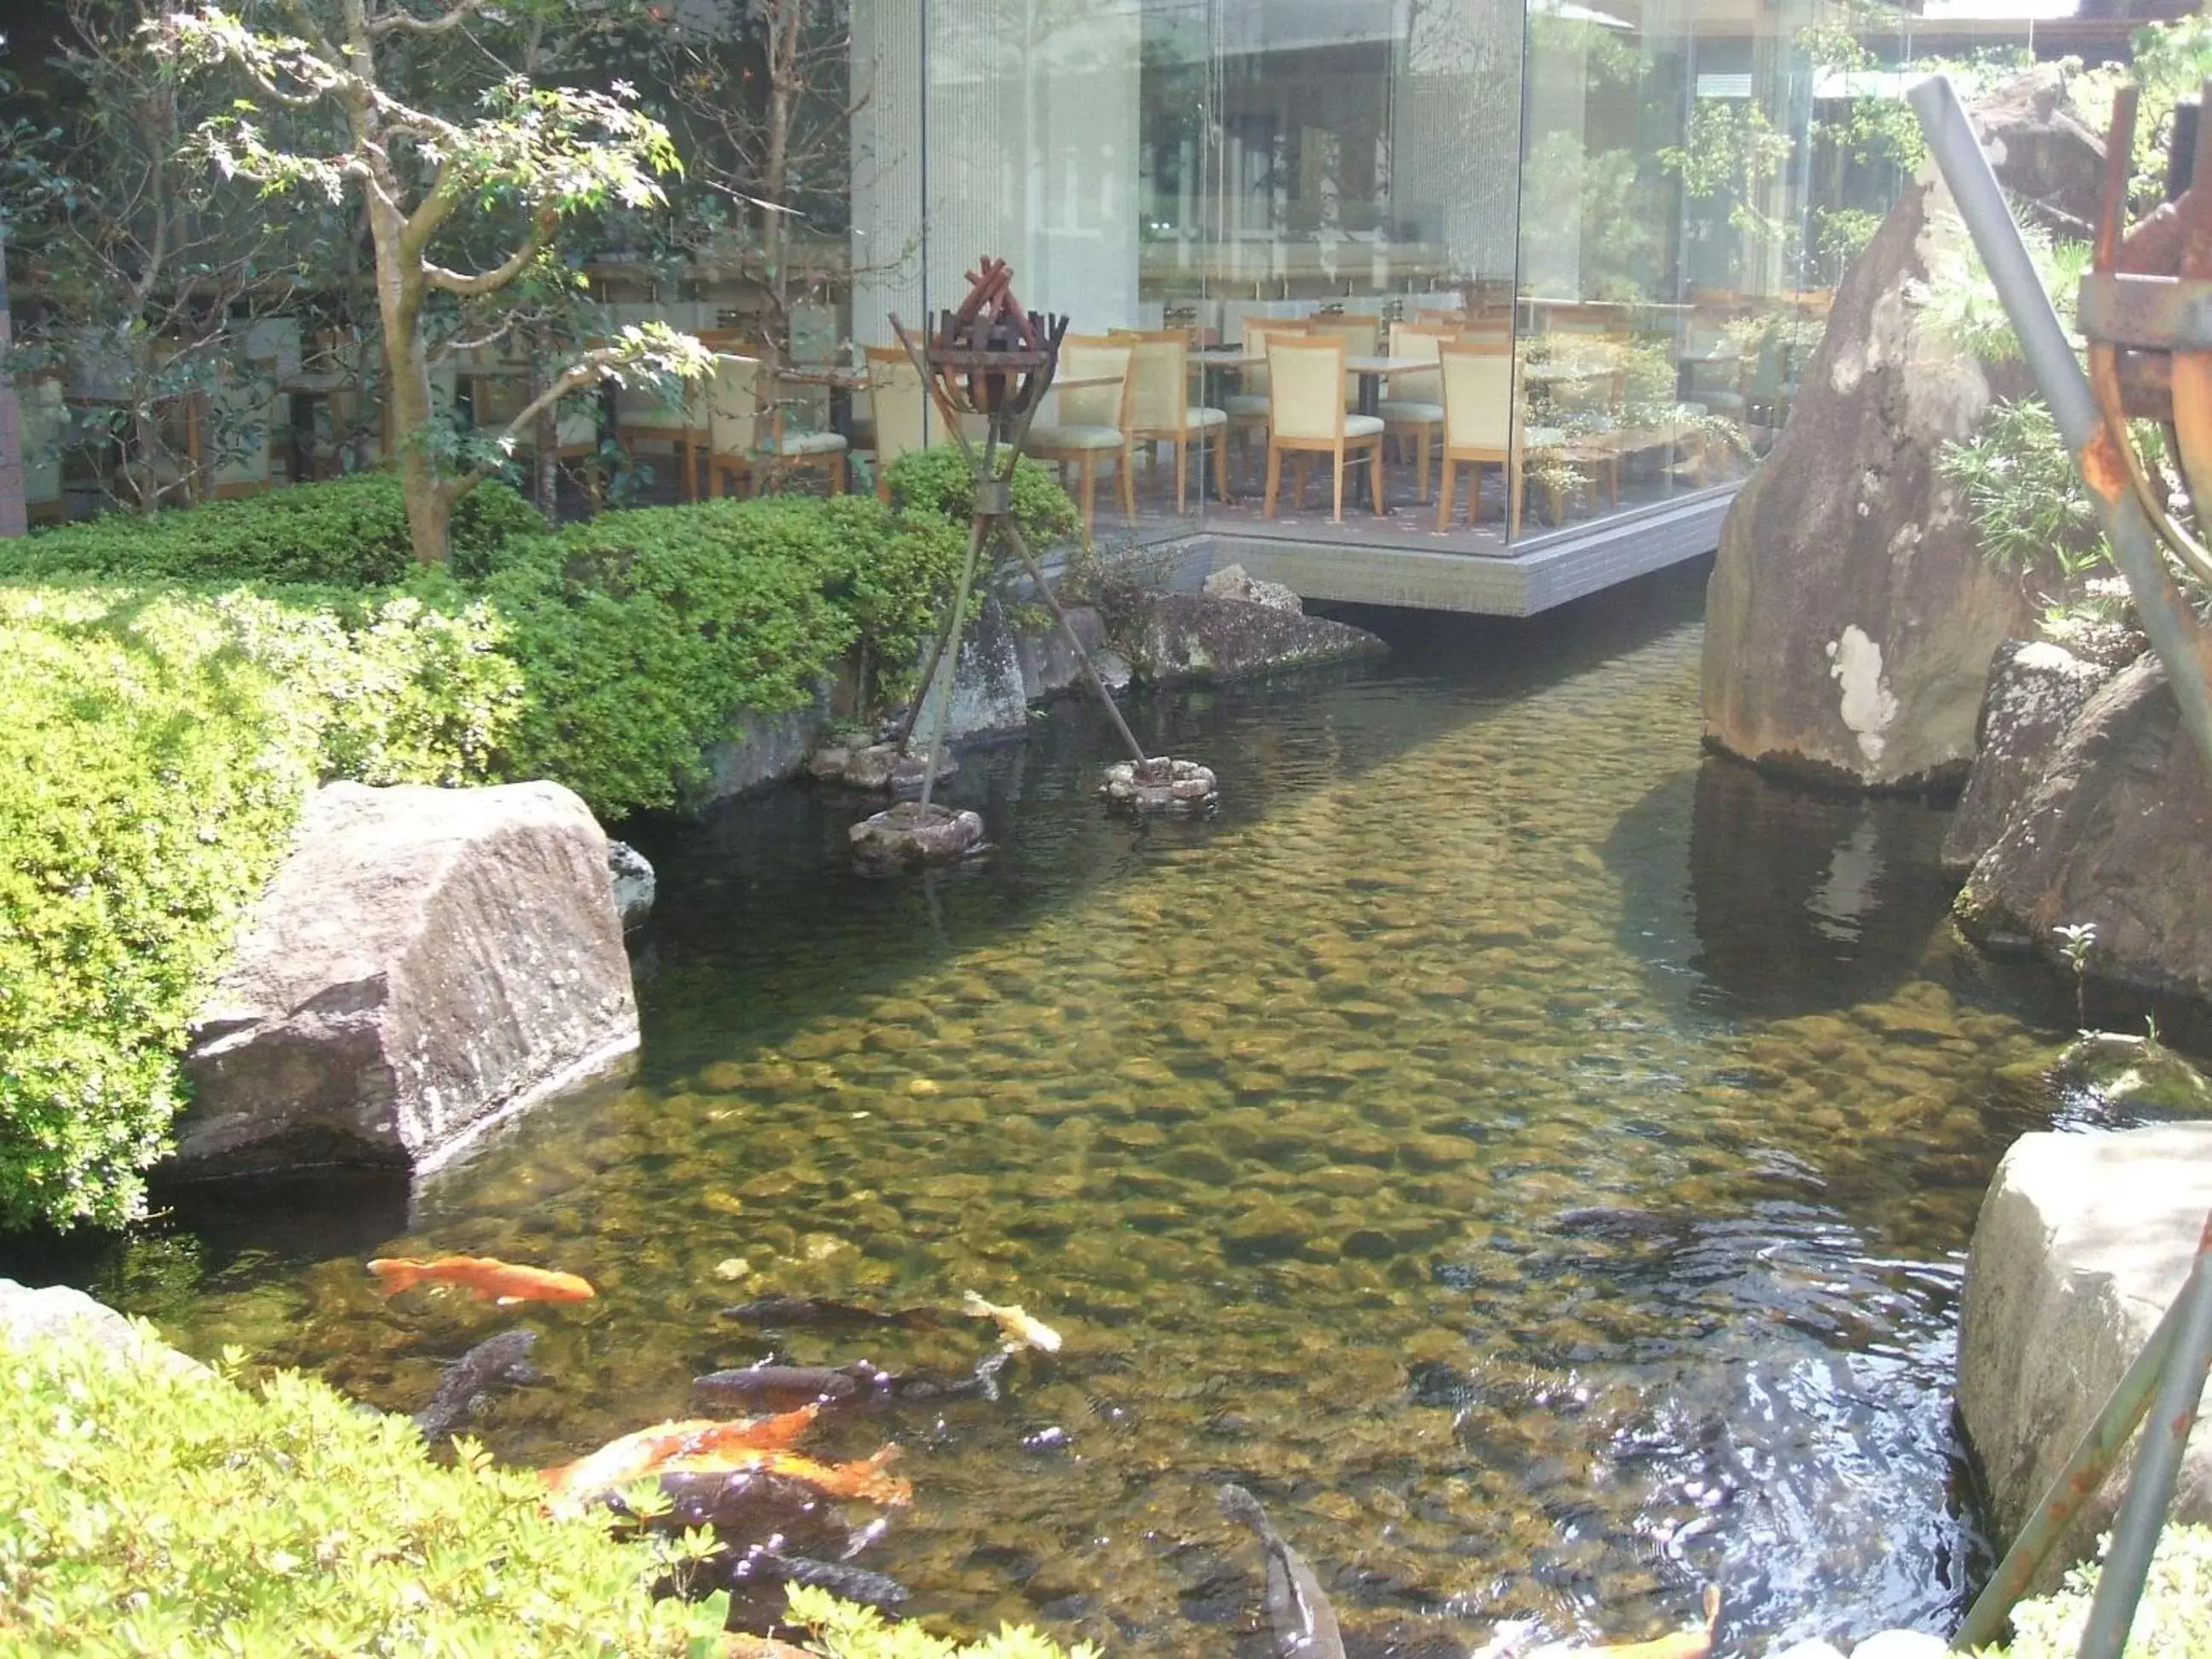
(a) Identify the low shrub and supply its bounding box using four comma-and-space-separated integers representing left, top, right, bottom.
1, 474, 549, 588
0, 1335, 726, 1656
490, 495, 967, 815
1979, 1524, 2212, 1657
0, 580, 522, 1229
883, 445, 1080, 555
776, 1584, 1098, 1657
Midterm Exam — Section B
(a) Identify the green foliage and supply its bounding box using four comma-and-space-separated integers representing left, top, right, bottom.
777, 1583, 1097, 1659
1916, 219, 2091, 366
0, 1335, 726, 1656
488, 493, 967, 816
3, 474, 550, 588
2122, 15, 2212, 212
0, 475, 983, 1225
1937, 398, 2110, 579
0, 577, 523, 1229
882, 445, 1080, 555
1976, 1524, 2212, 1658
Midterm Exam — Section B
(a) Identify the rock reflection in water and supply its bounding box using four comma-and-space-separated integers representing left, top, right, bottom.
49, 578, 2071, 1657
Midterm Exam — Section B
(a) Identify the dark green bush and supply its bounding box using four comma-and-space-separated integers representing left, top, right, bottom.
0, 1335, 727, 1655
0, 580, 523, 1229
884, 444, 1080, 554
485, 495, 961, 816
3, 474, 549, 588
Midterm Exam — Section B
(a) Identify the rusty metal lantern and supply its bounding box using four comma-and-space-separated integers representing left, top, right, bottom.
850, 259, 1214, 872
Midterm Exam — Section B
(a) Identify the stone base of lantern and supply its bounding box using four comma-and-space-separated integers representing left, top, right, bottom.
811, 742, 957, 797
849, 800, 987, 869
1099, 757, 1220, 812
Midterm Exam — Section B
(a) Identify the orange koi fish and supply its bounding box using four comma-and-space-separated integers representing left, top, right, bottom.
367, 1254, 596, 1306
657, 1445, 912, 1507
542, 1404, 823, 1505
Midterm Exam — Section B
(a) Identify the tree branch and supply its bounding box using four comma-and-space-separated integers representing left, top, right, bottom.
445, 350, 614, 499
420, 211, 553, 295
369, 0, 493, 38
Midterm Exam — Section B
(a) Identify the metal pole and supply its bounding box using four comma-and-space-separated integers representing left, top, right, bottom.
1910, 74, 2212, 778
2076, 1214, 2212, 1659
1951, 1233, 2202, 1649
917, 509, 989, 813
999, 517, 1148, 765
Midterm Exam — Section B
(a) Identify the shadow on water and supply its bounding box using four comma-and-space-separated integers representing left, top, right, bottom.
624, 561, 1718, 1081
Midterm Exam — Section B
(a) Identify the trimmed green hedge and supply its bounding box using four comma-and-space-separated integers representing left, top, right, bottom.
0, 474, 550, 588
492, 494, 966, 815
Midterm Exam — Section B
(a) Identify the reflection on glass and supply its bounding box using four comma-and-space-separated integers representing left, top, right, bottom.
866, 0, 2032, 541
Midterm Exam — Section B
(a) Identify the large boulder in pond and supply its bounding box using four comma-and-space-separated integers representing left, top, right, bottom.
171, 781, 638, 1183
1941, 639, 2116, 875
1701, 79, 2075, 789
1957, 654, 2212, 1001
1958, 1123, 2212, 1586
1124, 591, 1384, 686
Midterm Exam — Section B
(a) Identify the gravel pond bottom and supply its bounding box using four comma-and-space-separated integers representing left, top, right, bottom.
32, 567, 2099, 1656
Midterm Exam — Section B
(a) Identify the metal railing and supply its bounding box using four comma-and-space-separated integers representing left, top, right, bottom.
1908, 72, 2212, 1656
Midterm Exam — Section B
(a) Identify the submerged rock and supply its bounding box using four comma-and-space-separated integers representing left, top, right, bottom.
1941, 639, 2113, 876
1958, 655, 2212, 1002
1958, 1122, 2212, 1586
172, 782, 639, 1183
2051, 1031, 2212, 1117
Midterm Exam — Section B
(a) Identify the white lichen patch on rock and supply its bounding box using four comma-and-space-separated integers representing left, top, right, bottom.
1826, 626, 1901, 764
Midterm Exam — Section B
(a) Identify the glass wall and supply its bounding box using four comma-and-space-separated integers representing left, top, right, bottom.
839, 0, 2036, 544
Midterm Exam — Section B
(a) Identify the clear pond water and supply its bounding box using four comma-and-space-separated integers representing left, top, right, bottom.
15, 566, 2102, 1656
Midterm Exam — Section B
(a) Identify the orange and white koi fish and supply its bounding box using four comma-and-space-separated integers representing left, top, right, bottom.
960, 1290, 1062, 1353
367, 1254, 596, 1306
541, 1404, 823, 1507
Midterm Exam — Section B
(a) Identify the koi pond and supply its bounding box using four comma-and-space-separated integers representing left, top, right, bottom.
14, 564, 2098, 1656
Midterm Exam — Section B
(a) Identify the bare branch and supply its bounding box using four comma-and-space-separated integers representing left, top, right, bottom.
368, 0, 492, 38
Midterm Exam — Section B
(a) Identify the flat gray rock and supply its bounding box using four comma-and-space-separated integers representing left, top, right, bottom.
1124, 591, 1384, 686
172, 781, 638, 1183
0, 1278, 203, 1376
1958, 1123, 2212, 1589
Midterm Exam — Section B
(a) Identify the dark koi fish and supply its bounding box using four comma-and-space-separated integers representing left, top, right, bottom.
1219, 1483, 1346, 1659
413, 1328, 539, 1443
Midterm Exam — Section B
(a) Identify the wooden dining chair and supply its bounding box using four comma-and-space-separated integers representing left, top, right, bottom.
1377, 320, 1459, 503
862, 344, 929, 502
1115, 328, 1229, 514
705, 353, 848, 498
1309, 312, 1382, 408
1436, 341, 1531, 536
1263, 335, 1384, 523
1223, 318, 1312, 484
1027, 334, 1136, 544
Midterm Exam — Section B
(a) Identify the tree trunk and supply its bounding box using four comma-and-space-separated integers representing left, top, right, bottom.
379, 279, 448, 562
